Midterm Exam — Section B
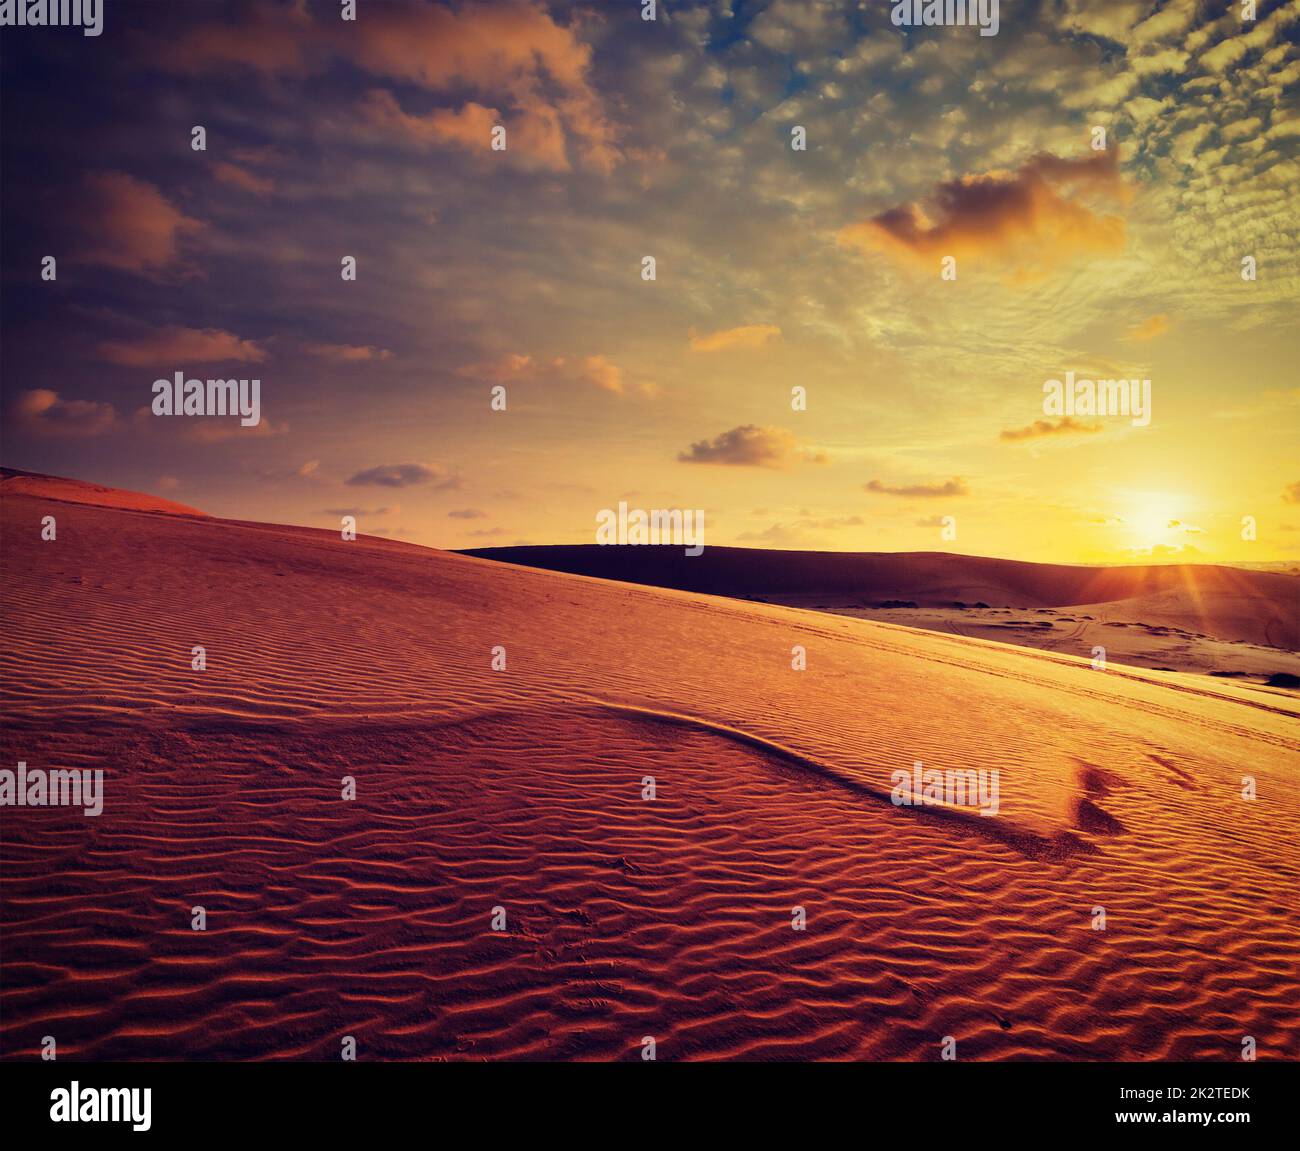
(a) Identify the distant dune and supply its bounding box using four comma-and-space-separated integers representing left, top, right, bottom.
465, 545, 1300, 653
1, 468, 207, 518
3, 479, 1298, 1060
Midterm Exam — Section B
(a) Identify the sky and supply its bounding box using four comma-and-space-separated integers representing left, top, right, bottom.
1, 0, 1298, 564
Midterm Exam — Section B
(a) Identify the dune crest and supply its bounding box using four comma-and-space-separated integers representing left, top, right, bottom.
1, 468, 208, 518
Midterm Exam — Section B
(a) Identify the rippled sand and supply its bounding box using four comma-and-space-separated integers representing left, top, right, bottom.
2, 476, 1297, 1060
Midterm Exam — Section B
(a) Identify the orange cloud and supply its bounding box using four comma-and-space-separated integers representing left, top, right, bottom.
999, 416, 1103, 442
838, 150, 1126, 279
689, 324, 782, 352
865, 477, 969, 498
212, 161, 274, 197
1125, 314, 1172, 342
350, 1, 618, 173
305, 343, 394, 362
455, 353, 536, 382
98, 327, 265, 367
79, 172, 204, 277
14, 390, 115, 437
361, 90, 569, 172
454, 351, 624, 393
576, 354, 624, 394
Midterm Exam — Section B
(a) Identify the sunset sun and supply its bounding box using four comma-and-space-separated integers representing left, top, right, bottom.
1127, 493, 1186, 551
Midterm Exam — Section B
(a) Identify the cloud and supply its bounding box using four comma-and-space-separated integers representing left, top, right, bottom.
1198, 3, 1300, 73
1130, 0, 1197, 46
797, 514, 864, 529
454, 351, 624, 393
183, 418, 287, 444
160, 2, 620, 173
838, 150, 1126, 279
455, 353, 536, 382
324, 506, 395, 518
1198, 36, 1250, 76
77, 172, 204, 278
1283, 482, 1300, 505
360, 90, 571, 171
152, 1, 319, 76
737, 523, 807, 544
1125, 314, 1171, 342
1128, 48, 1189, 78
448, 508, 487, 519
256, 457, 323, 482
13, 389, 115, 437
677, 425, 803, 469
999, 416, 1103, 442
689, 324, 782, 352
348, 1, 619, 173
749, 0, 846, 53
98, 326, 266, 366
305, 343, 394, 362
738, 513, 863, 544
211, 161, 274, 197
1143, 542, 1202, 559
1058, 0, 1148, 41
865, 477, 969, 498
346, 463, 460, 489
577, 354, 624, 394
360, 91, 577, 174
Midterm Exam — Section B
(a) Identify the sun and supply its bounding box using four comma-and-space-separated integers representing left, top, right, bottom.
1125, 491, 1186, 552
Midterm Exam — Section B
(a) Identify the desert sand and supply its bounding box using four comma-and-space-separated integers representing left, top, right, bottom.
2, 474, 1298, 1060
467, 545, 1300, 688
1, 468, 208, 518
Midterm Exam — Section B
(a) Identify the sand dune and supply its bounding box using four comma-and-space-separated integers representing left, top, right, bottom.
2, 477, 1298, 1060
818, 603, 1300, 692
1, 468, 207, 518
466, 545, 1300, 663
